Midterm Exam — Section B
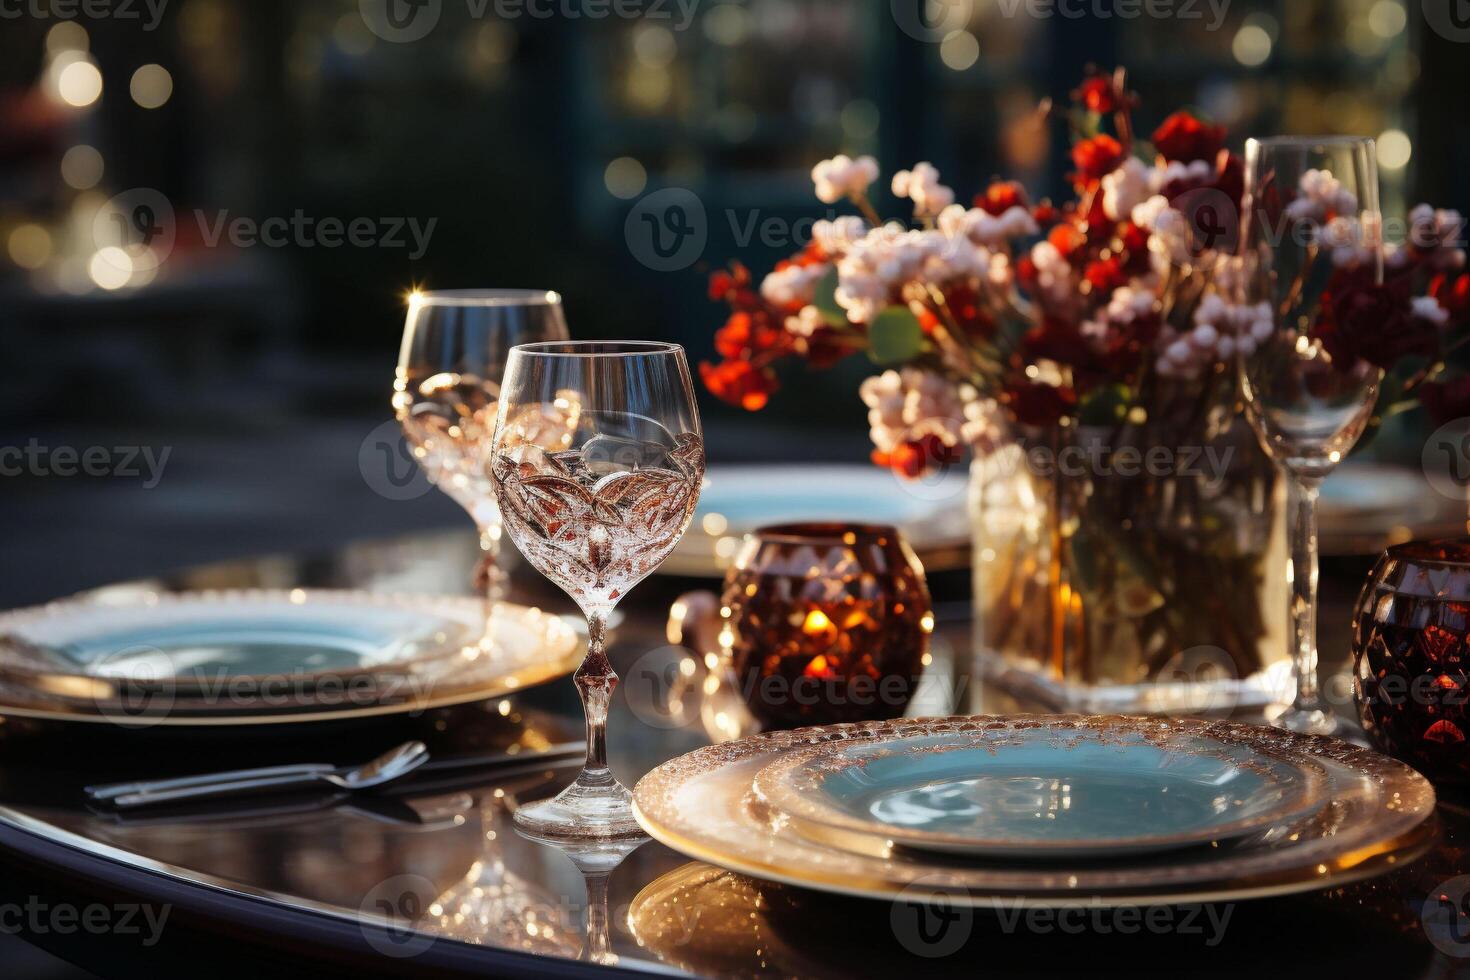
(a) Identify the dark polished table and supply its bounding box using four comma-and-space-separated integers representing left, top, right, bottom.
0, 529, 1466, 978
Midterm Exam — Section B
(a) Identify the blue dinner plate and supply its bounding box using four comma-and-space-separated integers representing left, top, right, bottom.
753, 720, 1329, 859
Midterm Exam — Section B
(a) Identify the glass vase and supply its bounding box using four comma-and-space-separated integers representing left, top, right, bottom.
969, 407, 1291, 715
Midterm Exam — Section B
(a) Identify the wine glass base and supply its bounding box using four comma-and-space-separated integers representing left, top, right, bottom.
513, 778, 644, 841
1266, 703, 1338, 736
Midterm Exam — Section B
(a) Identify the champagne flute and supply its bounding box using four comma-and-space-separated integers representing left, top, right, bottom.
393, 290, 569, 602
491, 341, 705, 838
1239, 137, 1383, 735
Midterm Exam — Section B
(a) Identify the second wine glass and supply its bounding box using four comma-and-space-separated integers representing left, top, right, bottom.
393, 289, 570, 602
491, 341, 705, 838
1238, 136, 1383, 735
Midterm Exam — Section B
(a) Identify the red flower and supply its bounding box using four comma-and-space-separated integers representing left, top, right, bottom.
700, 360, 777, 411
1016, 255, 1038, 285
1074, 76, 1117, 114
707, 262, 753, 303
1085, 256, 1127, 293
1432, 273, 1470, 324
1071, 134, 1125, 186
975, 180, 1029, 216
1048, 223, 1087, 261
1002, 380, 1078, 427
1315, 274, 1437, 371
1032, 201, 1061, 226
1021, 316, 1083, 363
1421, 376, 1470, 426
873, 434, 961, 480
713, 310, 787, 360
1152, 111, 1226, 164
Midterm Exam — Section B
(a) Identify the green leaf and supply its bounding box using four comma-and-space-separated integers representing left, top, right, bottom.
1077, 384, 1130, 426
811, 267, 847, 328
866, 306, 927, 365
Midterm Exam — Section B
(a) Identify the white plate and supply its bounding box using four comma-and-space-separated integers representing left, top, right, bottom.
0, 590, 583, 726
751, 722, 1328, 859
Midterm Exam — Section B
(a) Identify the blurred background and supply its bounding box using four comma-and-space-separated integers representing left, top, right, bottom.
0, 0, 1464, 607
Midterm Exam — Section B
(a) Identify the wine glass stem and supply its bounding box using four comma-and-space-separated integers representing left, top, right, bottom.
476, 523, 505, 606
1288, 475, 1324, 713
576, 612, 616, 785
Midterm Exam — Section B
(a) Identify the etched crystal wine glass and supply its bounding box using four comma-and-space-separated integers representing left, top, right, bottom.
393, 290, 569, 602
1238, 137, 1383, 735
490, 341, 704, 838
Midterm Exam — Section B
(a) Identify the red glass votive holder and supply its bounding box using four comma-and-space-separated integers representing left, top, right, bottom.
1354, 538, 1470, 784
718, 523, 932, 729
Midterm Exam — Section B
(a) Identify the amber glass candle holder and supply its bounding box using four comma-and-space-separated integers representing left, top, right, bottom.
718, 523, 932, 729
1354, 538, 1470, 784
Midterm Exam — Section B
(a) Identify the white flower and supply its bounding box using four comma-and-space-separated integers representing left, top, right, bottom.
1284, 168, 1358, 225
960, 388, 1003, 457
859, 368, 964, 455
760, 262, 830, 308
784, 304, 826, 338
1132, 195, 1193, 266
811, 215, 868, 256
1149, 159, 1213, 194
1029, 239, 1076, 309
1158, 292, 1274, 379
937, 203, 1038, 246
1414, 295, 1451, 327
924, 232, 987, 283
811, 155, 879, 205
1102, 158, 1152, 222
1082, 285, 1159, 346
1408, 204, 1467, 271
891, 162, 955, 219
1321, 216, 1372, 269
833, 223, 945, 323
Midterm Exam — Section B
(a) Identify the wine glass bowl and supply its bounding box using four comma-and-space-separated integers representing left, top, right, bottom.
491, 341, 704, 838
1239, 330, 1380, 480
392, 290, 570, 596
1238, 136, 1384, 735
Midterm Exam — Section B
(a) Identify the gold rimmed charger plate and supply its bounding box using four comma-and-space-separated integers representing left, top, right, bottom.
632, 716, 1437, 907
0, 591, 583, 726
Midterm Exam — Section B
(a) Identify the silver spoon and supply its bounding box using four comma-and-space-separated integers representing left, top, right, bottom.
88, 740, 432, 809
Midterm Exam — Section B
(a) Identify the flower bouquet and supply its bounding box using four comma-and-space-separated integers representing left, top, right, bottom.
702, 67, 1469, 713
